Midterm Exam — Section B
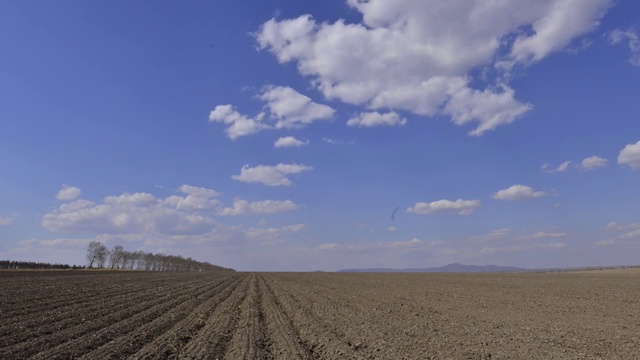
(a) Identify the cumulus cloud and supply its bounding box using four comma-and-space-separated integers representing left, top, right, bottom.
56, 185, 82, 201
618, 140, 640, 170
208, 104, 267, 140
580, 156, 608, 170
257, 0, 612, 135
209, 87, 333, 139
443, 83, 532, 136
259, 86, 335, 128
508, 0, 612, 64
407, 199, 481, 216
607, 28, 640, 66
232, 163, 313, 186
0, 216, 14, 226
346, 111, 407, 128
492, 185, 546, 201
274, 136, 309, 148
164, 185, 222, 212
42, 185, 301, 236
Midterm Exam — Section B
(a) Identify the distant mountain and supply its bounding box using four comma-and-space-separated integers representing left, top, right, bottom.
338, 263, 526, 273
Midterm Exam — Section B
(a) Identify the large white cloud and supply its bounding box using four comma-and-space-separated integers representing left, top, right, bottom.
618, 140, 640, 170
42, 185, 301, 236
407, 199, 481, 216
56, 185, 82, 201
232, 163, 313, 186
257, 0, 612, 135
492, 185, 546, 201
209, 86, 333, 139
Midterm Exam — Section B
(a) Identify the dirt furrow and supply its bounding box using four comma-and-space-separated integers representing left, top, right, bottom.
176, 273, 253, 359
17, 274, 236, 360
259, 274, 316, 359
128, 273, 250, 359
71, 274, 241, 360
0, 273, 177, 319
0, 276, 206, 348
222, 273, 272, 360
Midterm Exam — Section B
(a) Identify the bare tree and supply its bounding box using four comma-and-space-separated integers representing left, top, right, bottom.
95, 243, 108, 268
109, 245, 124, 269
86, 241, 102, 268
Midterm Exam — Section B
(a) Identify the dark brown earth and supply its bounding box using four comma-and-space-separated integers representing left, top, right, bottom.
1, 269, 639, 359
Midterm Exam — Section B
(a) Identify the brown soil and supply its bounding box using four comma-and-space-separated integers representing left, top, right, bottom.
1, 270, 639, 359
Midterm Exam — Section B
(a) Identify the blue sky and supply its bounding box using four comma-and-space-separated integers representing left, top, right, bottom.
1, 0, 639, 271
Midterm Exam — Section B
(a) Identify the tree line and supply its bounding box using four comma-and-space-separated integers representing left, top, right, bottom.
86, 241, 233, 272
0, 260, 81, 270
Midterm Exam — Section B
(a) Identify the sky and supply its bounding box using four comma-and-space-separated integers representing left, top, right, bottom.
1, 0, 639, 271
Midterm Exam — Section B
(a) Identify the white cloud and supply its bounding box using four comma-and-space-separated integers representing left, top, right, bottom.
220, 199, 299, 216
274, 136, 309, 148
164, 185, 222, 212
492, 185, 546, 201
0, 216, 14, 226
232, 163, 313, 186
56, 185, 82, 201
208, 104, 267, 140
509, 0, 612, 64
580, 156, 608, 170
257, 0, 611, 135
407, 199, 481, 216
542, 156, 607, 173
179, 185, 221, 198
42, 185, 301, 237
259, 86, 334, 128
607, 28, 640, 66
346, 111, 407, 128
618, 140, 640, 170
209, 87, 333, 139
541, 161, 572, 173
443, 83, 532, 136
387, 226, 397, 232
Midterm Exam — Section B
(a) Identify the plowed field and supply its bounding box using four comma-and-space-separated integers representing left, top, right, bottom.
1, 270, 639, 359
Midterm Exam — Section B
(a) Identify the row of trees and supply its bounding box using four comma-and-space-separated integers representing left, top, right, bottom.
86, 241, 233, 272
0, 260, 81, 270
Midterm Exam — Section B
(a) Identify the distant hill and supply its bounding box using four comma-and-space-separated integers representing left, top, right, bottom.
338, 263, 526, 273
